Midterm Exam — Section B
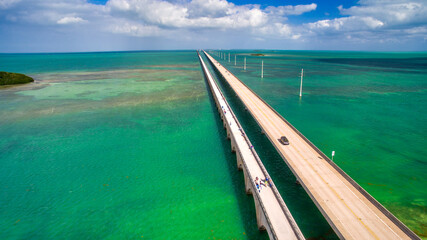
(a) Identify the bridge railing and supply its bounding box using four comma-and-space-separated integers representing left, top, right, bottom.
198, 52, 279, 239
199, 51, 304, 240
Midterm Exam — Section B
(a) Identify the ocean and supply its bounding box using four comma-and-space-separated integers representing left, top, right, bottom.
0, 50, 425, 239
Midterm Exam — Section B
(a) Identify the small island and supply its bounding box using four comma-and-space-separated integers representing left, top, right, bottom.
0, 71, 34, 85
250, 53, 265, 56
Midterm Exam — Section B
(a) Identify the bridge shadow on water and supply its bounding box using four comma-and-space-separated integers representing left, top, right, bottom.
206, 56, 339, 240
200, 55, 269, 240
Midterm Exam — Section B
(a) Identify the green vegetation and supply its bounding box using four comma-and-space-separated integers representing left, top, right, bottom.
0, 71, 34, 85
250, 53, 265, 56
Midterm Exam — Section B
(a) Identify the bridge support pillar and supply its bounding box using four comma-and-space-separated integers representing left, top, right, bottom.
236, 152, 243, 170
243, 169, 252, 195
254, 197, 267, 231
230, 137, 236, 152
226, 125, 231, 139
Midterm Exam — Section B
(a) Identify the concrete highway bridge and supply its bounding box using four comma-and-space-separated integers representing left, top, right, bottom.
202, 50, 419, 240
198, 52, 305, 240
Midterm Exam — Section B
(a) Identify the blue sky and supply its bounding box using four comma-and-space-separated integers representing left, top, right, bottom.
0, 0, 426, 52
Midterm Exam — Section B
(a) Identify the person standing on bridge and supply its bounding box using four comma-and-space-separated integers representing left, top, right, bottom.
255, 177, 261, 192
261, 177, 271, 188
260, 179, 266, 188
266, 177, 272, 187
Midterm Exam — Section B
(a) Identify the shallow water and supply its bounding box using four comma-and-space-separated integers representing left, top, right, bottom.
211, 50, 427, 238
0, 51, 267, 239
0, 50, 426, 239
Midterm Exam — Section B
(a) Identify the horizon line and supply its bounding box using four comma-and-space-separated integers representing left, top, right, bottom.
2, 49, 427, 54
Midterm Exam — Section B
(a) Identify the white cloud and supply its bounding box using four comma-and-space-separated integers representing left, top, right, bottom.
339, 0, 427, 26
107, 0, 188, 27
0, 0, 315, 40
257, 23, 298, 39
0, 0, 103, 25
188, 0, 233, 18
106, 0, 269, 29
0, 0, 20, 9
57, 16, 86, 24
1, 0, 426, 51
405, 26, 427, 34
266, 3, 317, 16
308, 16, 384, 32
110, 21, 163, 36
107, 0, 131, 11
305, 0, 427, 47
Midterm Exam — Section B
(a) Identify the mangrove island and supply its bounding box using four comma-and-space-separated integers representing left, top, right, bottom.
0, 71, 34, 85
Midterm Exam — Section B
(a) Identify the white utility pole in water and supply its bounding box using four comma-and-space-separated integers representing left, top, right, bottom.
299, 68, 304, 97
244, 57, 246, 70
234, 55, 236, 65
228, 53, 230, 62
261, 61, 264, 78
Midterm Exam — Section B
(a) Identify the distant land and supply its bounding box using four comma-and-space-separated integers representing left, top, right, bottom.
0, 71, 34, 85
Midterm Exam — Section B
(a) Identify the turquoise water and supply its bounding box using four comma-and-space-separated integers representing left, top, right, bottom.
0, 50, 426, 239
211, 50, 427, 238
0, 51, 266, 239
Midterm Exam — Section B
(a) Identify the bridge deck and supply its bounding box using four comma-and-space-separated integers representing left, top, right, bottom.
198, 52, 304, 240
204, 51, 418, 240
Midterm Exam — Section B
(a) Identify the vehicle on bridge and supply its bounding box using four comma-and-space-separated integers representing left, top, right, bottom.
278, 136, 289, 145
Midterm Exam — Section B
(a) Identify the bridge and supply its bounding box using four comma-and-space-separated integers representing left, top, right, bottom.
198, 52, 305, 240
203, 50, 419, 240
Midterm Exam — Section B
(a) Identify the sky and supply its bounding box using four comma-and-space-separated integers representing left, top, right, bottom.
0, 0, 426, 52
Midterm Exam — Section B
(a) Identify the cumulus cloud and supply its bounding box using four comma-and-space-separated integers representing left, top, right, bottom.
305, 0, 427, 46
110, 21, 164, 36
107, 0, 272, 29
257, 23, 299, 39
101, 0, 321, 40
107, 0, 188, 27
339, 0, 427, 26
266, 3, 317, 16
0, 0, 316, 38
57, 16, 86, 24
0, 0, 426, 51
308, 16, 384, 32
0, 0, 103, 25
188, 0, 233, 18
